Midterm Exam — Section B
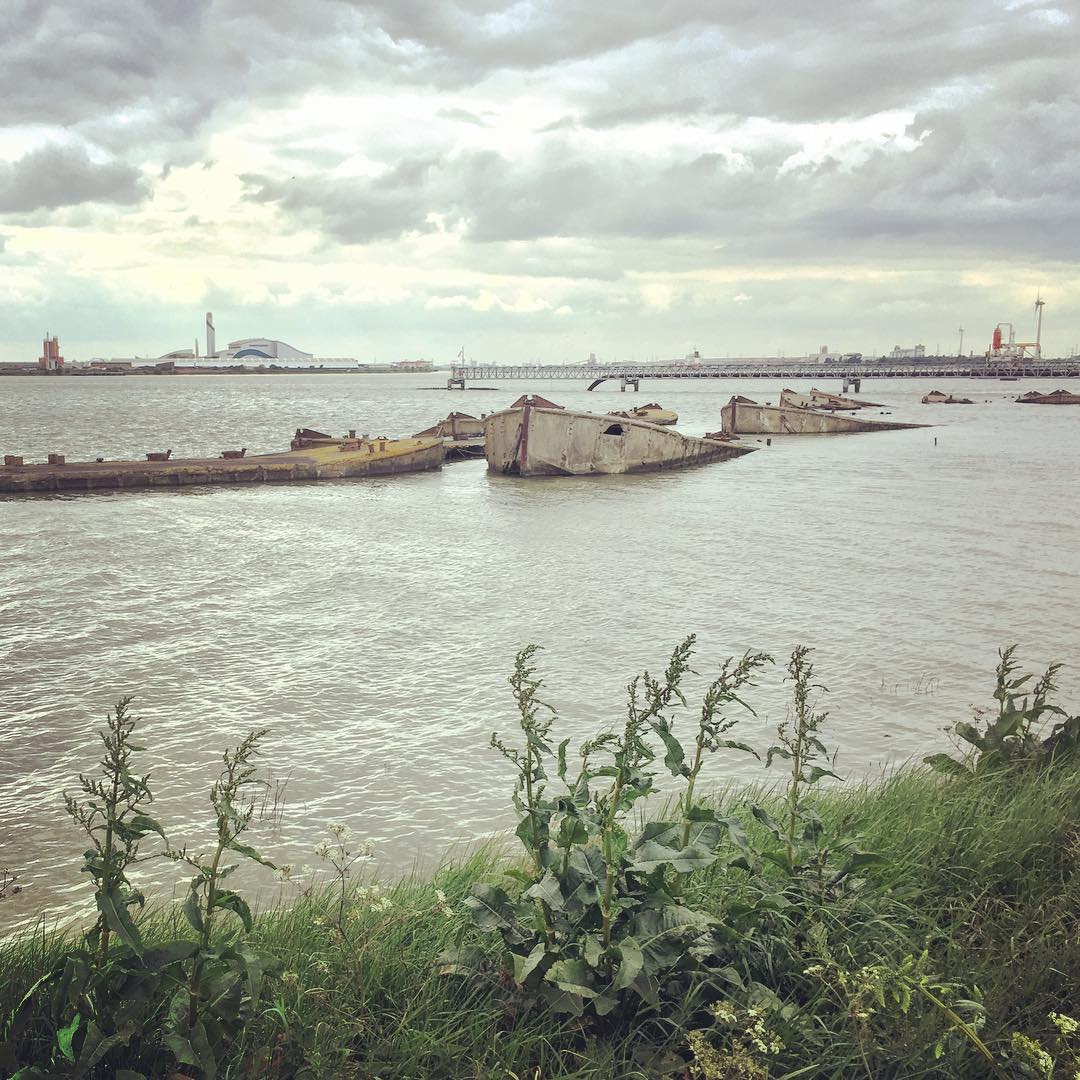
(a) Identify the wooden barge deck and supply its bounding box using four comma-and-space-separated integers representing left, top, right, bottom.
0, 438, 444, 495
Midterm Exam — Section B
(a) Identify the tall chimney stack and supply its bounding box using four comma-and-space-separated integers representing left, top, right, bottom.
206, 311, 215, 357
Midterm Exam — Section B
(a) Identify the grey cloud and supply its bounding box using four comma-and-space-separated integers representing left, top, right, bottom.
0, 144, 148, 213
245, 54, 1080, 265
3, 0, 1077, 183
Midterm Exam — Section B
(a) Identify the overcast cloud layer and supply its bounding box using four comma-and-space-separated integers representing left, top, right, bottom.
1, 0, 1078, 361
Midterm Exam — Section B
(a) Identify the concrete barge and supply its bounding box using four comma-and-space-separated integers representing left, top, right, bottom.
485, 395, 756, 476
0, 437, 444, 495
720, 396, 928, 435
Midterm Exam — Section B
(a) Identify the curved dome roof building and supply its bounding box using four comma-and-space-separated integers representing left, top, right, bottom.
224, 338, 313, 361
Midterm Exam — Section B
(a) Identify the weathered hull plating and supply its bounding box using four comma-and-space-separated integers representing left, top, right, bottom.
1016, 390, 1080, 405
0, 438, 444, 495
809, 388, 883, 409
485, 406, 755, 476
721, 397, 927, 435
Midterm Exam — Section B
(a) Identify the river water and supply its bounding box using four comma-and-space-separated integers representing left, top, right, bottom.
1, 373, 1078, 933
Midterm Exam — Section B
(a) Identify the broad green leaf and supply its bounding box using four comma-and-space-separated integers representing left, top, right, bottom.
514, 942, 550, 985
74, 1019, 135, 1075
98, 888, 143, 955
632, 905, 712, 974
613, 936, 643, 990
954, 722, 985, 749
563, 846, 604, 908
226, 839, 276, 869
182, 885, 204, 933
760, 849, 794, 874
637, 811, 723, 853
653, 725, 686, 778
540, 984, 585, 1016
126, 813, 165, 839
831, 851, 886, 883
143, 940, 198, 969
806, 766, 842, 785
557, 738, 570, 781
582, 933, 602, 969
437, 945, 485, 976
547, 958, 598, 998
229, 941, 266, 1005
630, 840, 716, 874
765, 745, 791, 768
556, 815, 588, 848
750, 805, 782, 840
718, 815, 751, 855
214, 890, 253, 932
593, 992, 619, 1016
464, 884, 514, 930
718, 739, 760, 759
923, 753, 970, 777
57, 1013, 81, 1063
524, 870, 564, 911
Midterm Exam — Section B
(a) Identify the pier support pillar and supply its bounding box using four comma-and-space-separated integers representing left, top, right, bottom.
842, 377, 862, 393
620, 376, 640, 392
447, 376, 465, 390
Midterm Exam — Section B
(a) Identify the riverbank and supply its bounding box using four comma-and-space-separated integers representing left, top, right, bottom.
1, 752, 1077, 1077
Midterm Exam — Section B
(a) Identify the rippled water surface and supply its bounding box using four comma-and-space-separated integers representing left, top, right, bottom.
2, 373, 1078, 932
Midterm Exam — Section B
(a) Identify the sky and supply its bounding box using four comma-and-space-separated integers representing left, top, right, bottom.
1, 0, 1078, 364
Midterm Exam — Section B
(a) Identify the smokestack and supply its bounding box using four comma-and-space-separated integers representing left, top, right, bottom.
206, 311, 215, 357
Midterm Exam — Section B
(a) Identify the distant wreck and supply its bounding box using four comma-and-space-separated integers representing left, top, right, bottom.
721, 396, 927, 435
779, 388, 883, 411
620, 402, 679, 425
1016, 389, 1080, 405
413, 411, 486, 460
485, 395, 755, 476
922, 390, 974, 404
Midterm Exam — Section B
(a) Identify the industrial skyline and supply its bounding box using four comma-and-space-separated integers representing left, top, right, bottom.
1, 2, 1078, 363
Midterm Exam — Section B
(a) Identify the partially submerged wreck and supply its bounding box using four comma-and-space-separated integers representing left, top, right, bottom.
720, 396, 927, 435
807, 386, 881, 406
485, 395, 755, 476
621, 402, 679, 425
778, 388, 883, 411
0, 435, 444, 495
1016, 389, 1080, 405
413, 412, 487, 461
922, 390, 974, 404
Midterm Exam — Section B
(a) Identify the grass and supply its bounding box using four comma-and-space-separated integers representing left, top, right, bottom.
2, 759, 1077, 1079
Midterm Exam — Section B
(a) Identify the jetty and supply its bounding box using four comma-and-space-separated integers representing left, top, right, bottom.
448, 358, 1080, 391
0, 437, 444, 495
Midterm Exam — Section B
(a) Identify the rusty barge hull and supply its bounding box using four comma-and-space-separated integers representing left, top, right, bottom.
485, 402, 755, 476
721, 396, 927, 435
0, 438, 444, 495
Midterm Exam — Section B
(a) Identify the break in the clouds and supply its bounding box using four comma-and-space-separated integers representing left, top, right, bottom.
1, 0, 1078, 361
